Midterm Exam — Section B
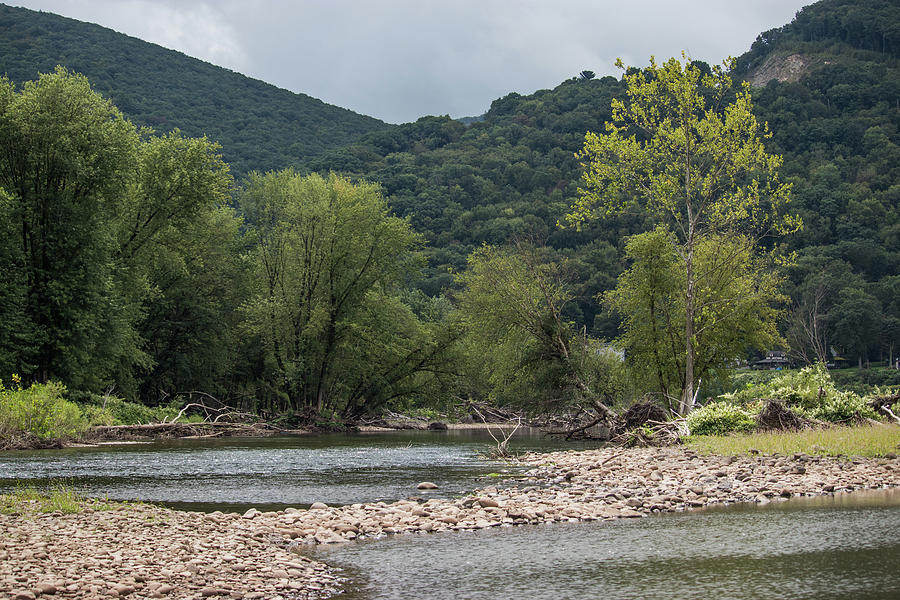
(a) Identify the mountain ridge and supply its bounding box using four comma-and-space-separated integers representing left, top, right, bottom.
0, 2, 390, 176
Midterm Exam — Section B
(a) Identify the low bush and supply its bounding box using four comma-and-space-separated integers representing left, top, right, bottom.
807, 392, 877, 423
74, 393, 193, 425
686, 401, 757, 436
0, 376, 87, 440
719, 364, 882, 424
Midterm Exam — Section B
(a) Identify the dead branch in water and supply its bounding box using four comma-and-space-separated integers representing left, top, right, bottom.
470, 405, 522, 458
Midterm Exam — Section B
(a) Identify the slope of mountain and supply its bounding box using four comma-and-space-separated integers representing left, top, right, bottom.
297, 0, 900, 355
0, 3, 389, 176
2, 0, 898, 362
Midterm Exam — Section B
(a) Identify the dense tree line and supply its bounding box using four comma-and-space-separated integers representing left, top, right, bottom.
299, 0, 900, 371
0, 69, 453, 421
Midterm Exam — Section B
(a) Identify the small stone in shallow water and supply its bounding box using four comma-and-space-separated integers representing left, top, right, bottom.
417, 482, 438, 490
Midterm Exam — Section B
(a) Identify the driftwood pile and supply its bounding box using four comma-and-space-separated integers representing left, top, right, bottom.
755, 400, 810, 431
85, 421, 280, 442
545, 400, 684, 447
868, 392, 900, 424
0, 432, 66, 451
85, 400, 283, 441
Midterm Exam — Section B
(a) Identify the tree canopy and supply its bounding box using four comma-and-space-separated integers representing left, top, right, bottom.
565, 55, 798, 413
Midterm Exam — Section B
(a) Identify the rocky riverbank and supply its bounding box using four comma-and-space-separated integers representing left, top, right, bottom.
2, 446, 897, 599
236, 446, 897, 546
0, 501, 341, 600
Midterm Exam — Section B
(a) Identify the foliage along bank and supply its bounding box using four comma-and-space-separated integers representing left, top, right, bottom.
0, 68, 456, 424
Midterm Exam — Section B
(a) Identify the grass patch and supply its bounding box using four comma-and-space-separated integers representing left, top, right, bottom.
686, 424, 900, 458
0, 483, 124, 515
1, 483, 83, 514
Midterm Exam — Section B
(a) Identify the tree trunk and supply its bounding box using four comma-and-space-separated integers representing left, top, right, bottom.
682, 258, 695, 416
680, 100, 696, 417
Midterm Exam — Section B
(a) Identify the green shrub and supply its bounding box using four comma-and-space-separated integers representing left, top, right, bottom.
686, 401, 757, 436
75, 393, 191, 425
78, 404, 117, 427
719, 363, 882, 424
0, 377, 87, 440
806, 392, 877, 423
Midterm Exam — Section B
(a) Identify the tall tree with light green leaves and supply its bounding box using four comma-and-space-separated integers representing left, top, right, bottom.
607, 228, 784, 413
564, 55, 799, 414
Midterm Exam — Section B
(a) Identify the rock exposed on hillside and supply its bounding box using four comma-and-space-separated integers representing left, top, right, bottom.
747, 53, 813, 87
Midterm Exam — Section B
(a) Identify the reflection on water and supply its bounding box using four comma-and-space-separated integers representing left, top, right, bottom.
309, 489, 900, 600
0, 428, 597, 510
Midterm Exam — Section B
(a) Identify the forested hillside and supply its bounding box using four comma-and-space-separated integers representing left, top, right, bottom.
736, 0, 900, 366
1, 0, 898, 421
0, 3, 389, 175
300, 0, 900, 367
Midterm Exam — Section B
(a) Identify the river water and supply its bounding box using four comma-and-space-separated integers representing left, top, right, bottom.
0, 428, 592, 511
1, 430, 897, 599
308, 490, 900, 600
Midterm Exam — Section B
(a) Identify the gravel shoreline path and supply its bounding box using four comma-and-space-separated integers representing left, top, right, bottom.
2, 446, 897, 599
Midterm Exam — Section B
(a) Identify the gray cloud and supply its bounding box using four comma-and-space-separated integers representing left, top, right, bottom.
11, 0, 812, 123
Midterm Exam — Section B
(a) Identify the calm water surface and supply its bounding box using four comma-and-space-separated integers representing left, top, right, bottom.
308, 489, 900, 600
0, 428, 591, 511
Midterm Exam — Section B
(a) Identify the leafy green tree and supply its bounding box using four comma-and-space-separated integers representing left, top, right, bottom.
0, 67, 141, 388
565, 55, 799, 414
134, 205, 249, 403
119, 130, 232, 261
454, 242, 623, 421
608, 228, 783, 413
118, 130, 236, 402
0, 186, 31, 379
240, 171, 446, 418
829, 287, 882, 368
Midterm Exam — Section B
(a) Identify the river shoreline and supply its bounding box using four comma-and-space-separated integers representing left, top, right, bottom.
2, 420, 509, 451
1, 445, 897, 599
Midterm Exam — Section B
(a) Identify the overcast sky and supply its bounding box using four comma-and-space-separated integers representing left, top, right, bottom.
11, 0, 813, 123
